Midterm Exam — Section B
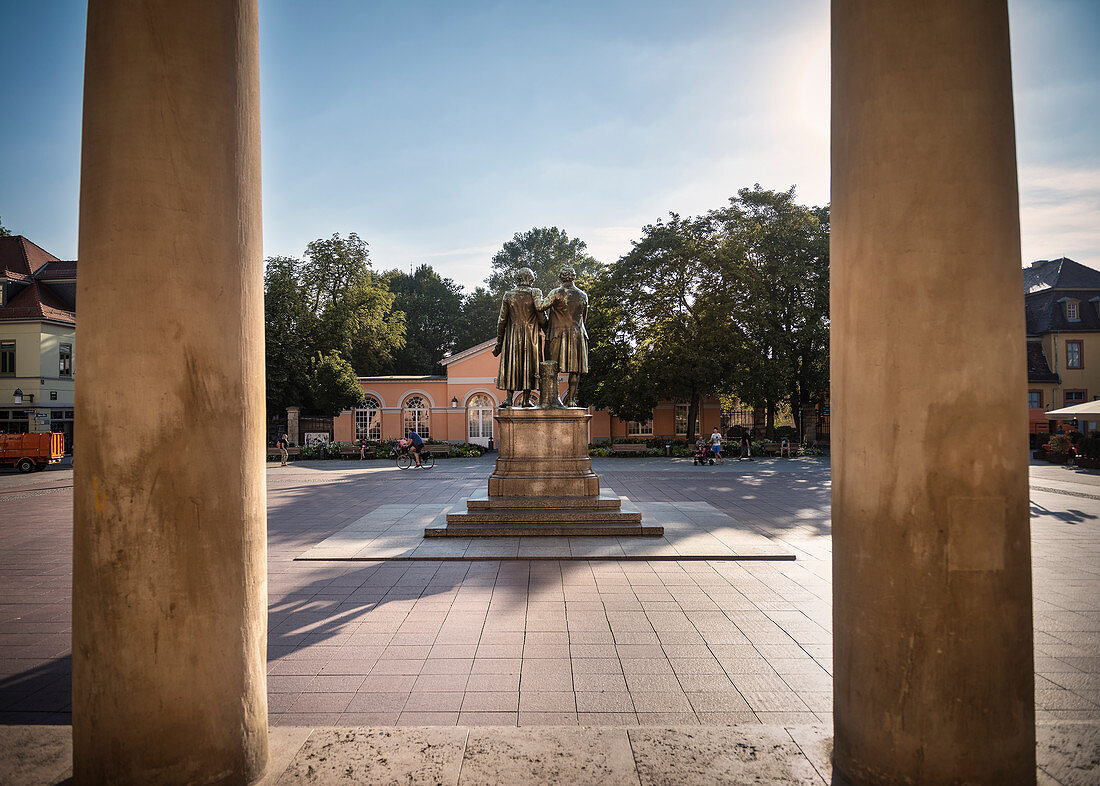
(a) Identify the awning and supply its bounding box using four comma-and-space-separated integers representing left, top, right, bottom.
1042, 400, 1100, 419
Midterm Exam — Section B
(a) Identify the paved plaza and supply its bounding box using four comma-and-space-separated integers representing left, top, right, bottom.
0, 454, 1098, 782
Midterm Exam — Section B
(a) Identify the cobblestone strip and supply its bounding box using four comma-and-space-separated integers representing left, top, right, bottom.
1030, 485, 1100, 502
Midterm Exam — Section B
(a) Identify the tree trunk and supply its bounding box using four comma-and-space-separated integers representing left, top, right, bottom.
686, 392, 700, 443
752, 406, 767, 439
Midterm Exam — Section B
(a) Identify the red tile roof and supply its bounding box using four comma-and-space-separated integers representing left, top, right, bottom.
0, 235, 60, 279
0, 281, 75, 325
34, 260, 77, 280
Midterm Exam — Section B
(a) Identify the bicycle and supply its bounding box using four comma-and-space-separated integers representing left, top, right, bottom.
394, 445, 434, 470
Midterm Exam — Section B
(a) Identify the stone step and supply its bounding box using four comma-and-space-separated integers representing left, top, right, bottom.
465, 490, 623, 511
445, 508, 643, 526
426, 520, 664, 538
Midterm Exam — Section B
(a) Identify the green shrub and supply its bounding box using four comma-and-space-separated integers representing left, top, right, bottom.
1048, 434, 1072, 454
448, 443, 486, 458
298, 444, 322, 460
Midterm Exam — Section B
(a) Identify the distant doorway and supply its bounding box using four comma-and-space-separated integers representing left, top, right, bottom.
467, 393, 494, 447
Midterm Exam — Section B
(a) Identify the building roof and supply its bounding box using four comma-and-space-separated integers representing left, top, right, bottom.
440, 338, 496, 366
357, 375, 447, 382
1026, 288, 1100, 334
34, 260, 77, 281
0, 237, 76, 325
1023, 257, 1100, 294
0, 235, 61, 279
0, 280, 75, 325
1027, 340, 1059, 383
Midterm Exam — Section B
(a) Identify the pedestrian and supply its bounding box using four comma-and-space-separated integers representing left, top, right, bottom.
710, 427, 724, 464
277, 433, 289, 466
739, 432, 753, 461
359, 440, 366, 460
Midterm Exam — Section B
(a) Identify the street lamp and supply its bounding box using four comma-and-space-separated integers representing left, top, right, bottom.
12, 388, 22, 405
451, 396, 459, 408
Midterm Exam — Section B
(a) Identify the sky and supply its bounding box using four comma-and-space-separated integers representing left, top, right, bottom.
1, 1, 1097, 293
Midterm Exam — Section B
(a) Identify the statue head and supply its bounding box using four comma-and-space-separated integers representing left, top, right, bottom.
516, 267, 535, 286
558, 266, 576, 283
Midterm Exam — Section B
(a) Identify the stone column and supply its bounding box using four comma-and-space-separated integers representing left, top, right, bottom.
831, 1, 1034, 784
73, 1, 267, 783
287, 405, 301, 445
799, 405, 817, 444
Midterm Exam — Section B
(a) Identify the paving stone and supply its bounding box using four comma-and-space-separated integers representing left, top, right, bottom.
460, 726, 638, 785
628, 725, 824, 785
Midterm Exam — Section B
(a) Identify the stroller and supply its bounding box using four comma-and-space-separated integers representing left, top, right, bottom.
692, 440, 716, 466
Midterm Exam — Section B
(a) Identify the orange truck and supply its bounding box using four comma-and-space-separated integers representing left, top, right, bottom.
0, 432, 66, 473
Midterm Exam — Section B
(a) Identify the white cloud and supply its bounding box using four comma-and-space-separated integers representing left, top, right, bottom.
1019, 164, 1100, 265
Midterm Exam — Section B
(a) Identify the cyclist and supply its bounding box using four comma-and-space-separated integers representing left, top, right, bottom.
408, 430, 425, 468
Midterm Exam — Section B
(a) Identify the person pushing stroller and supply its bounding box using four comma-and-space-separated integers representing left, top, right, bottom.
693, 439, 716, 466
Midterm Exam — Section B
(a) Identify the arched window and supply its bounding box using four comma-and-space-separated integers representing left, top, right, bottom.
403, 395, 430, 439
467, 393, 495, 445
511, 391, 540, 406
355, 396, 381, 441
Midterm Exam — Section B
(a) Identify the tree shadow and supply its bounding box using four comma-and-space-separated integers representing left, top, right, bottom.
3, 457, 831, 721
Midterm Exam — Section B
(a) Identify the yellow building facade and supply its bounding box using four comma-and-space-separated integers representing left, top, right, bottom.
0, 236, 76, 446
1025, 257, 1100, 432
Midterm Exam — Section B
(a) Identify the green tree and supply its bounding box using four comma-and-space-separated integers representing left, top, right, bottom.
301, 233, 405, 378
711, 185, 830, 438
486, 227, 598, 295
383, 264, 464, 374
263, 233, 405, 416
584, 214, 738, 442
0, 217, 12, 237
264, 256, 315, 415
454, 286, 500, 351
310, 351, 365, 417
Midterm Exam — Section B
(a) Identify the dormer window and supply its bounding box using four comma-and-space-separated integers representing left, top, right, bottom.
1066, 300, 1080, 321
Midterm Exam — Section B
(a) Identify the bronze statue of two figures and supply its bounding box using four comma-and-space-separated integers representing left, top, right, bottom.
492, 266, 588, 409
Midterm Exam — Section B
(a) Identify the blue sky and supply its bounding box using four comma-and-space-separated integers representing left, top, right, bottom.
1, 1, 1097, 292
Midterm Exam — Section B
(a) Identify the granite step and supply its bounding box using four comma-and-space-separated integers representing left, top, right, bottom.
445, 507, 642, 525
464, 490, 623, 510
425, 519, 664, 537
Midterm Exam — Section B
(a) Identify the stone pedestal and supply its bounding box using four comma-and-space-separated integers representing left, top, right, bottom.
430, 408, 662, 537
488, 408, 598, 497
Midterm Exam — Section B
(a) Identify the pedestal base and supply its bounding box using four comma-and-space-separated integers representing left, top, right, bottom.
434, 408, 662, 537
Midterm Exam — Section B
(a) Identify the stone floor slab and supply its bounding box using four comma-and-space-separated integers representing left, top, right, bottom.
298, 496, 795, 561
628, 725, 825, 785
273, 727, 468, 785
460, 725, 638, 785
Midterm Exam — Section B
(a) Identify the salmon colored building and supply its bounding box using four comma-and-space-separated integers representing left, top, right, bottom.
333, 339, 732, 446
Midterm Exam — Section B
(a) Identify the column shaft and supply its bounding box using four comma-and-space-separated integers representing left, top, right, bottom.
73, 0, 267, 782
831, 1, 1034, 783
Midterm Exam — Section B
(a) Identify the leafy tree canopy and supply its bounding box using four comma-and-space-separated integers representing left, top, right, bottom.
584, 214, 739, 440
263, 233, 405, 416
486, 227, 598, 295
710, 185, 830, 423
0, 217, 12, 237
453, 286, 500, 352
310, 350, 364, 417
584, 186, 829, 440
382, 264, 464, 374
